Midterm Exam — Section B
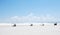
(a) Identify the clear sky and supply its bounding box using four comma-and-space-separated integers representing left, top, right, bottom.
0, 0, 60, 23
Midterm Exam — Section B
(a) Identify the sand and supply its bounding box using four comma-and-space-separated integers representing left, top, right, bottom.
0, 23, 60, 35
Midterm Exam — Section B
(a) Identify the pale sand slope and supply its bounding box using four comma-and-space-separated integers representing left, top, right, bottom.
0, 23, 60, 35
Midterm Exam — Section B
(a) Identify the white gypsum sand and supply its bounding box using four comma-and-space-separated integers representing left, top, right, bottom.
0, 23, 60, 35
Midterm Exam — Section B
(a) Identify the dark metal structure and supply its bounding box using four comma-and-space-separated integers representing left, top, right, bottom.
54, 22, 57, 26
13, 24, 16, 27
30, 24, 33, 26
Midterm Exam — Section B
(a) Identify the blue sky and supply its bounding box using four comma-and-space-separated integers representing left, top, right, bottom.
0, 0, 60, 23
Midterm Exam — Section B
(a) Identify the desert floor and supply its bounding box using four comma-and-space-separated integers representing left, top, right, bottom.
0, 23, 60, 35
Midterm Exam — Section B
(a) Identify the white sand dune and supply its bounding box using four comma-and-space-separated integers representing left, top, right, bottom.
0, 23, 60, 35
